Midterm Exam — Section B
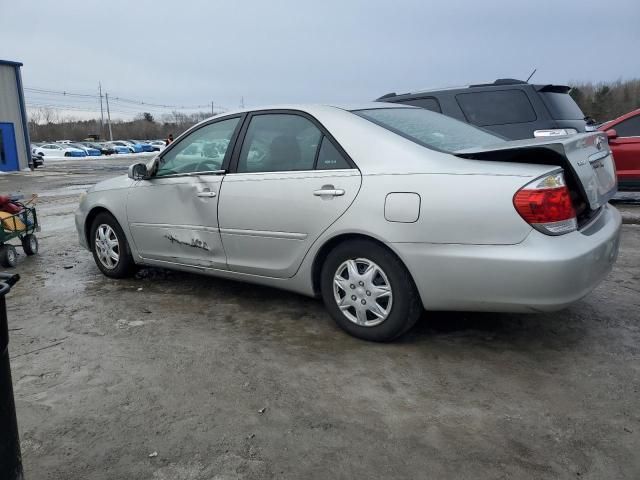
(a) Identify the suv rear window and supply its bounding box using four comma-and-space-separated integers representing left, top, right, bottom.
455, 90, 536, 126
353, 107, 504, 153
539, 92, 584, 120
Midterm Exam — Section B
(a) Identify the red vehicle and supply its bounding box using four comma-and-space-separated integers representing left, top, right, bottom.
599, 108, 640, 189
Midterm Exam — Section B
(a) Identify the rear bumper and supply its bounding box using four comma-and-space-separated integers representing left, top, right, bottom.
394, 205, 622, 312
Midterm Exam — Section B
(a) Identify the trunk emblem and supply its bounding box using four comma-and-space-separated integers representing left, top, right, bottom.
595, 137, 603, 151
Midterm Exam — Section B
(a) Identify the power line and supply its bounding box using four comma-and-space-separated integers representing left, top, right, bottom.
24, 85, 218, 111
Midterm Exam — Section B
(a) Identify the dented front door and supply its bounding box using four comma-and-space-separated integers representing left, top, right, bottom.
126, 174, 226, 268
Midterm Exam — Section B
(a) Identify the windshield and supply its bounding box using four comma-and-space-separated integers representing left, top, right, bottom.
353, 107, 504, 152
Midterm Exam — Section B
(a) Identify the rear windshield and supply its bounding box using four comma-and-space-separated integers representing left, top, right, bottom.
353, 107, 504, 152
539, 92, 584, 120
455, 90, 537, 126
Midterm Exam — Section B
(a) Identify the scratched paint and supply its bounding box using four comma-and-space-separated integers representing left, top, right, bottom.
164, 233, 210, 251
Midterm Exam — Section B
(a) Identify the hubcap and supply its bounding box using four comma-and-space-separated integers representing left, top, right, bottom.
333, 258, 393, 327
94, 224, 120, 269
8, 249, 16, 264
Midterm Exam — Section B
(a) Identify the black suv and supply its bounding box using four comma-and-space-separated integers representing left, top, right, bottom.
377, 79, 594, 140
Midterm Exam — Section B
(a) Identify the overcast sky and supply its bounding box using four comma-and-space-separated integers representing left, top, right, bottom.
1, 0, 638, 120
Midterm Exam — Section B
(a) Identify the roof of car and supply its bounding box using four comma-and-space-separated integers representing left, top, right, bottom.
201, 102, 413, 123
376, 79, 571, 100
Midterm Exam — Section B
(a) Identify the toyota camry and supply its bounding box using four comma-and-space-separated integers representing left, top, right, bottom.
75, 104, 621, 341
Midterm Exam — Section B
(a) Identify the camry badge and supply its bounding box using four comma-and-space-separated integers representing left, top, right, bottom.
595, 136, 603, 151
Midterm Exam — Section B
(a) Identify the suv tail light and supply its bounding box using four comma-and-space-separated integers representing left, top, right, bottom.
513, 172, 577, 235
533, 128, 578, 137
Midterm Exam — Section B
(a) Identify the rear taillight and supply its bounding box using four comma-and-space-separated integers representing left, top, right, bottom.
513, 172, 577, 235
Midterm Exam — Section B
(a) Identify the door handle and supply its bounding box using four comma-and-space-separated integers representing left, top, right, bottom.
196, 191, 217, 198
313, 188, 345, 197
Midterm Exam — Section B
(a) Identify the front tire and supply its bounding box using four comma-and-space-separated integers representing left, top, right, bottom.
90, 212, 136, 278
320, 239, 422, 342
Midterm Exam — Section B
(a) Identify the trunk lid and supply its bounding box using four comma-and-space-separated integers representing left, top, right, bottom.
454, 132, 617, 211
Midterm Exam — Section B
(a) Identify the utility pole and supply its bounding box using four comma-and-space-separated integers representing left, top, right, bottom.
105, 92, 113, 141
211, 101, 214, 116
240, 96, 244, 109
98, 82, 105, 139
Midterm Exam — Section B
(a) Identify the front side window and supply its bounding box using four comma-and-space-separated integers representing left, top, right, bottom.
612, 115, 640, 137
156, 117, 240, 177
354, 107, 504, 152
237, 114, 322, 173
456, 89, 537, 126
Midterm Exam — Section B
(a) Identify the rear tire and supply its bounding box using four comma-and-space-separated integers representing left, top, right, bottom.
21, 234, 38, 256
320, 239, 422, 342
0, 244, 18, 268
90, 212, 136, 278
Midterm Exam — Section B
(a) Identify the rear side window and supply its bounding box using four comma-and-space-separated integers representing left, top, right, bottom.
612, 115, 640, 137
539, 92, 584, 120
237, 114, 322, 173
456, 90, 536, 126
316, 136, 350, 170
399, 97, 441, 113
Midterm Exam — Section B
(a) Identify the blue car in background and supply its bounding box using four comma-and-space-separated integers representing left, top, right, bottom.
126, 140, 154, 152
110, 141, 139, 153
122, 141, 144, 153
105, 142, 132, 154
69, 143, 101, 157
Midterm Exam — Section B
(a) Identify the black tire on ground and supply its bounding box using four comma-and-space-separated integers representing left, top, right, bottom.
89, 212, 136, 278
320, 239, 422, 342
21, 234, 38, 255
0, 244, 18, 268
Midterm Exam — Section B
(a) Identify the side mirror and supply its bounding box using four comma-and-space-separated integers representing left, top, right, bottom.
605, 129, 618, 140
128, 163, 149, 180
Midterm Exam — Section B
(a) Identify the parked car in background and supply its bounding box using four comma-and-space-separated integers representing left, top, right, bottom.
128, 140, 155, 152
104, 142, 131, 154
31, 152, 44, 168
109, 141, 136, 153
81, 142, 115, 156
148, 140, 166, 152
68, 143, 101, 157
599, 108, 640, 189
75, 104, 620, 342
377, 79, 595, 140
122, 141, 144, 153
33, 143, 87, 158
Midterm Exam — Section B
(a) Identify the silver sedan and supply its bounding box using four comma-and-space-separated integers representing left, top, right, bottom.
75, 104, 621, 341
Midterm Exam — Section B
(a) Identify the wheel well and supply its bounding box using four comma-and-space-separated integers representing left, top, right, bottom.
84, 207, 112, 246
311, 233, 403, 296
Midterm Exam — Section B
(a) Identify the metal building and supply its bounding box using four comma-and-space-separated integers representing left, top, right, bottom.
0, 60, 31, 172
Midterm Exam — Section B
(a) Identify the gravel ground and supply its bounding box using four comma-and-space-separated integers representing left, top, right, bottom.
1, 157, 639, 479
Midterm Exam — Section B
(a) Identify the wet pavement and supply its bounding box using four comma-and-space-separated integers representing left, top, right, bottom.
1, 157, 639, 479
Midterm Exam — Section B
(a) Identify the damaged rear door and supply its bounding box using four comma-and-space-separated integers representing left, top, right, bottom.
126, 116, 242, 268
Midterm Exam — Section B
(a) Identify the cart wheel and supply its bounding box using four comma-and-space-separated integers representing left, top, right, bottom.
22, 234, 39, 256
0, 244, 18, 268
